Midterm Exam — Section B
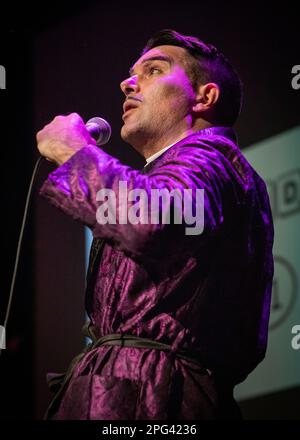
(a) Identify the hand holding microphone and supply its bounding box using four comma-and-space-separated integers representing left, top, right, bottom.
36, 113, 111, 166
4, 112, 111, 337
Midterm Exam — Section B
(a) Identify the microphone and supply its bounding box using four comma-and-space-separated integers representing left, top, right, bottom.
85, 117, 112, 146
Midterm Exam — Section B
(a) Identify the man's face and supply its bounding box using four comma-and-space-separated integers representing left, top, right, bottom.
120, 45, 196, 151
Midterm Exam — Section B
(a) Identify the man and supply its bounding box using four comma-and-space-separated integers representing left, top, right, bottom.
37, 29, 274, 420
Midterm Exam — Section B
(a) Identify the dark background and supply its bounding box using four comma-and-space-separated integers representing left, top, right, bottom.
0, 0, 299, 420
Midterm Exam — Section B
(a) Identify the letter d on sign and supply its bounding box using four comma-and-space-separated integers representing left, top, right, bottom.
0, 325, 6, 349
0, 65, 6, 89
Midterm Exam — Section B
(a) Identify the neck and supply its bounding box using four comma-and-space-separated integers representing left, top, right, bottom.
141, 118, 212, 159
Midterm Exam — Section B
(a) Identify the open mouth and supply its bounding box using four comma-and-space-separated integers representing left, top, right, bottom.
123, 97, 142, 117
123, 102, 140, 120
123, 107, 137, 118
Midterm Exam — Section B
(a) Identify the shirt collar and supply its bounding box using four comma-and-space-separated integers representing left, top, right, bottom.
143, 126, 237, 168
144, 142, 177, 167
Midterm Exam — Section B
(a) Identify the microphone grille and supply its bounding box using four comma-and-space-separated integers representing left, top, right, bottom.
86, 117, 112, 146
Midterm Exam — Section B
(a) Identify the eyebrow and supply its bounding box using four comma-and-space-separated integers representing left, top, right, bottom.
129, 55, 173, 76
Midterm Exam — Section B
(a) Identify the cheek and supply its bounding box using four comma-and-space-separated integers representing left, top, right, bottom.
153, 79, 194, 109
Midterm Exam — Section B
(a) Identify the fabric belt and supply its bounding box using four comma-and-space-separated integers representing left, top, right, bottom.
84, 322, 209, 371
44, 322, 210, 419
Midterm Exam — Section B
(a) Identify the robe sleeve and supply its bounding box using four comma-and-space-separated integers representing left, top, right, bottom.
40, 141, 242, 264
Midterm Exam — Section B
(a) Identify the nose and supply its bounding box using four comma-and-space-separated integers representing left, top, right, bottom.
120, 75, 139, 96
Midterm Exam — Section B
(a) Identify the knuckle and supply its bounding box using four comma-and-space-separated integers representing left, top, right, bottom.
36, 127, 46, 140
70, 112, 80, 120
70, 112, 82, 125
53, 115, 63, 121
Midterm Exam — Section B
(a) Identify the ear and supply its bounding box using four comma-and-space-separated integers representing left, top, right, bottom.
192, 82, 220, 113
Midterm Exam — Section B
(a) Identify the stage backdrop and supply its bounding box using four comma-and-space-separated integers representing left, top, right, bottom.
235, 125, 300, 400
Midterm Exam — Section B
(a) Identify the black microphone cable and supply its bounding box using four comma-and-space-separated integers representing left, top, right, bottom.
0, 156, 43, 357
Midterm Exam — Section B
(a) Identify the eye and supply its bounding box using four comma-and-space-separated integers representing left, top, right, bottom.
148, 66, 162, 75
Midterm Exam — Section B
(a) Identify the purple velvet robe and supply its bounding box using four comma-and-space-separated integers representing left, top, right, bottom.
40, 127, 274, 419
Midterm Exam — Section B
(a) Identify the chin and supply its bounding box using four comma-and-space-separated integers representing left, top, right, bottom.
120, 127, 133, 146
121, 124, 141, 147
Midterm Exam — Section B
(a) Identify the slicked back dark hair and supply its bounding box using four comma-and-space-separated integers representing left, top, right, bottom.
142, 29, 243, 127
